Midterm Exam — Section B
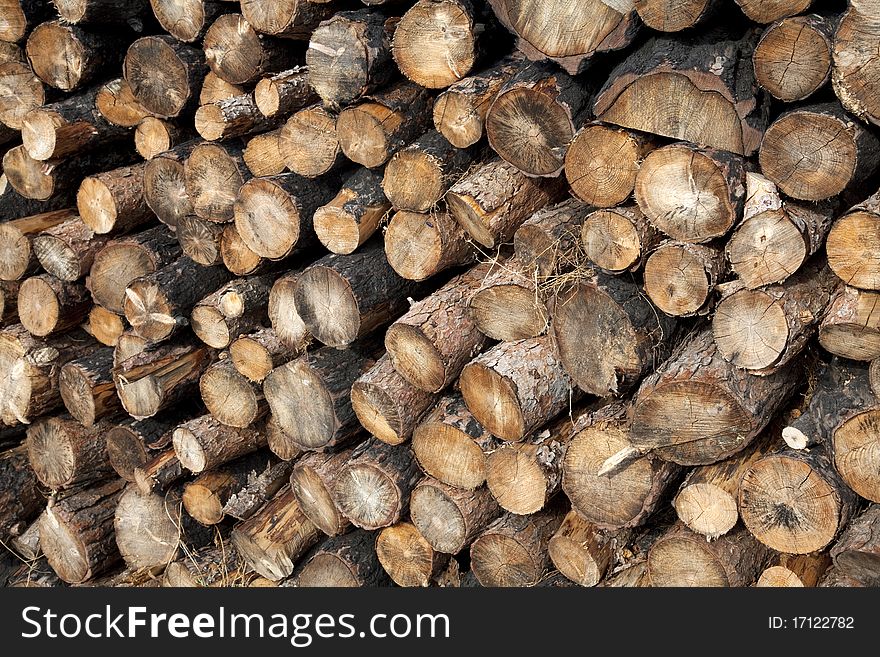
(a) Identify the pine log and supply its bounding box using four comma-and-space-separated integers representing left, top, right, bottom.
593, 31, 769, 156
819, 285, 880, 361
267, 270, 310, 349
432, 55, 520, 148
819, 564, 866, 587
264, 415, 302, 463
191, 274, 274, 349
253, 66, 315, 117
58, 347, 120, 426
290, 448, 355, 536
195, 93, 283, 142
0, 60, 45, 131
199, 359, 266, 428
296, 529, 390, 587
9, 513, 42, 561
386, 261, 491, 393
199, 70, 244, 105
740, 446, 860, 554
831, 1, 880, 127
336, 81, 434, 168
94, 78, 151, 128
33, 217, 109, 282
106, 413, 183, 482
647, 523, 771, 586
582, 206, 660, 275
411, 393, 501, 490
0, 41, 22, 64
832, 406, 880, 504
486, 0, 638, 74
134, 118, 191, 161
231, 486, 321, 581
230, 327, 300, 383
384, 209, 475, 281
219, 452, 295, 522
87, 225, 181, 314
713, 259, 838, 373
203, 13, 300, 86
756, 553, 832, 587
871, 359, 880, 398
41, 479, 124, 584
0, 444, 43, 542
634, 0, 718, 32
630, 327, 800, 465
173, 414, 266, 474
278, 103, 342, 177
375, 522, 448, 587
549, 510, 634, 587
77, 163, 152, 235
113, 341, 215, 420
125, 35, 206, 118
410, 478, 500, 554
759, 103, 880, 202
384, 135, 470, 214
233, 171, 338, 259
645, 241, 724, 319
830, 504, 880, 586
446, 157, 567, 248
26, 20, 124, 91
827, 190, 880, 291
460, 335, 574, 442
133, 448, 183, 495
0, 208, 77, 281
113, 331, 147, 366
306, 9, 396, 109
0, 0, 52, 43
241, 0, 335, 39
53, 0, 149, 23
185, 141, 252, 223
176, 216, 223, 266
332, 438, 421, 530
294, 239, 428, 347
735, 0, 811, 23
0, 326, 96, 425
143, 141, 199, 230
0, 178, 77, 233
469, 504, 564, 587
162, 545, 254, 587
221, 224, 270, 277
149, 0, 225, 43
313, 167, 390, 255
242, 129, 286, 177
517, 196, 595, 274
124, 258, 234, 342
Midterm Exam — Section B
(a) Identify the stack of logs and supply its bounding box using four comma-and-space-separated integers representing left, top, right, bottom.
1, 0, 880, 589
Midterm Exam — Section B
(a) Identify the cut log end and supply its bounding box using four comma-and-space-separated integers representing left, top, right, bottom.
674, 482, 738, 540
18, 277, 61, 337
566, 125, 643, 207
114, 486, 183, 570
190, 306, 230, 349
827, 212, 880, 291
134, 118, 175, 160
333, 464, 401, 531
172, 427, 208, 474
470, 533, 538, 588
459, 363, 524, 442
582, 210, 643, 273
290, 466, 345, 537
644, 245, 712, 317
727, 210, 807, 288
412, 423, 487, 490
144, 157, 192, 230
351, 384, 409, 446
712, 289, 788, 371
20, 109, 61, 161
124, 281, 176, 343
469, 282, 547, 342
293, 266, 360, 347
26, 420, 75, 490
753, 17, 832, 102
229, 335, 274, 383
336, 104, 393, 169
263, 360, 337, 451
40, 506, 94, 584
88, 306, 124, 346
833, 409, 880, 503
181, 482, 224, 526
487, 447, 550, 516
432, 91, 483, 149
0, 224, 32, 281
199, 363, 261, 429
26, 22, 89, 92
756, 565, 806, 588
375, 523, 438, 587
77, 177, 119, 235
280, 106, 340, 177
125, 36, 193, 118
233, 178, 301, 260
384, 324, 445, 396
648, 532, 734, 586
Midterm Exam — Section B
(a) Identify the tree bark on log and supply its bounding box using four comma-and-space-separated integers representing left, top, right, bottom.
26, 20, 125, 92
278, 104, 342, 178
582, 204, 659, 274
203, 13, 300, 86
106, 412, 185, 483
0, 208, 77, 281
241, 0, 336, 39
134, 118, 192, 161
643, 241, 723, 317
549, 510, 632, 587
199, 70, 243, 106
143, 141, 200, 230
77, 163, 152, 235
375, 521, 448, 587
0, 444, 43, 542
384, 209, 475, 282
0, 281, 18, 327
756, 552, 831, 587
33, 217, 109, 283
831, 1, 880, 128
173, 414, 266, 474
819, 285, 880, 361
195, 92, 285, 142
124, 35, 206, 118
149, 0, 225, 43
133, 447, 183, 495
229, 327, 299, 384
191, 274, 274, 349
94, 78, 151, 128
735, 0, 811, 23
410, 477, 501, 554
468, 255, 547, 342
0, 0, 53, 43
59, 347, 120, 426
290, 448, 355, 537
314, 167, 390, 255
296, 529, 391, 587
253, 66, 315, 117
830, 504, 880, 586
185, 142, 252, 223
219, 223, 272, 278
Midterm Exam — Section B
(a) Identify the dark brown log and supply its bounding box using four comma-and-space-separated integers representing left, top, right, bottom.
0, 60, 45, 131
827, 190, 880, 291
460, 335, 574, 442
21, 87, 129, 162
87, 225, 181, 314
173, 414, 266, 474
759, 103, 880, 202
314, 167, 390, 255
253, 66, 315, 117
219, 451, 294, 522
753, 14, 834, 102
411, 477, 500, 554
143, 141, 200, 230
384, 209, 476, 281
735, 0, 811, 23
123, 258, 234, 342
94, 78, 151, 128
162, 545, 254, 587
306, 9, 396, 109
634, 0, 718, 32
386, 261, 491, 393
551, 272, 678, 397
0, 208, 77, 281
0, 0, 52, 43
0, 326, 96, 425
176, 215, 223, 266
106, 413, 183, 482
77, 163, 152, 235
740, 445, 860, 554
134, 118, 192, 161
412, 393, 501, 490
332, 437, 421, 530
351, 353, 437, 445
33, 217, 110, 282
486, 61, 591, 177
583, 205, 660, 274
296, 529, 391, 587
133, 448, 182, 495
819, 564, 867, 587
278, 103, 342, 177
819, 285, 880, 361
203, 13, 300, 86
469, 504, 564, 587
191, 274, 273, 349
58, 347, 120, 426
830, 504, 880, 586
199, 359, 267, 428
267, 269, 311, 349
375, 522, 448, 587
712, 258, 838, 373
242, 128, 286, 177
0, 176, 77, 227
53, 0, 149, 23
594, 31, 769, 156
124, 35, 207, 118
26, 20, 124, 91
185, 141, 251, 223
149, 0, 225, 43
290, 448, 354, 536
432, 55, 520, 148
195, 93, 283, 142
231, 486, 321, 581
41, 478, 124, 584
199, 70, 244, 105
647, 523, 771, 586
630, 327, 800, 465
446, 157, 567, 248
233, 171, 339, 259
673, 432, 777, 539
0, 444, 43, 542
264, 341, 379, 451
756, 552, 832, 587
487, 0, 638, 74
487, 416, 571, 515
230, 327, 300, 383
113, 341, 215, 420
831, 1, 880, 127
294, 239, 429, 347
337, 81, 434, 168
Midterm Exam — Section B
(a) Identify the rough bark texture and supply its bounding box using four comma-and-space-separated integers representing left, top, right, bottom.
253, 66, 315, 117
0, 444, 43, 542
0, 208, 78, 282
191, 273, 274, 349
59, 347, 120, 427
756, 552, 832, 587
106, 413, 184, 483
384, 209, 476, 282
831, 1, 880, 128
830, 504, 880, 586
172, 414, 267, 474
296, 529, 391, 587
27, 20, 125, 92
133, 448, 183, 495
549, 510, 632, 587
313, 167, 390, 255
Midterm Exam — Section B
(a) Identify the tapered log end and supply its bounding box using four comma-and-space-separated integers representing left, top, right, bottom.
106, 426, 150, 482
135, 118, 174, 160
351, 383, 407, 446
21, 109, 59, 161
229, 336, 274, 383
59, 363, 97, 427
114, 486, 182, 570
26, 417, 74, 489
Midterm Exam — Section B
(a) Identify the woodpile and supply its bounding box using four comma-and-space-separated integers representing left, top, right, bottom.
3, 0, 880, 591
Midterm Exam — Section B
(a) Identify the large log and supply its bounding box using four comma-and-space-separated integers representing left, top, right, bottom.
290, 448, 355, 537
643, 241, 723, 317
124, 35, 206, 118
185, 142, 251, 223
173, 414, 266, 474
296, 529, 390, 587
278, 104, 342, 178
830, 504, 880, 586
0, 208, 77, 281
77, 162, 152, 235
384, 209, 475, 281
203, 13, 299, 85
143, 141, 199, 230
826, 190, 880, 291
59, 347, 120, 426
314, 168, 390, 255
384, 132, 472, 213
33, 217, 110, 283
410, 477, 500, 555
267, 270, 311, 350
26, 20, 124, 91
0, 59, 45, 131
634, 0, 719, 32
191, 274, 274, 349
375, 522, 448, 587
818, 285, 880, 361
0, 0, 52, 43
831, 1, 880, 128
0, 444, 43, 542
242, 129, 286, 177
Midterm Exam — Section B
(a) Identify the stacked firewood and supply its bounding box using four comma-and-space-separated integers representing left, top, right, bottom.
1, 0, 880, 589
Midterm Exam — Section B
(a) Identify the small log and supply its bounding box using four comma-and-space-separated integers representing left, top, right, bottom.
376, 522, 448, 587
230, 327, 300, 384
336, 81, 434, 168
77, 163, 152, 237
191, 274, 274, 349
549, 510, 634, 587
583, 205, 660, 275
314, 167, 390, 255
199, 359, 266, 428
243, 129, 286, 177
0, 444, 43, 542
143, 141, 199, 230
134, 118, 191, 161
113, 331, 147, 366
133, 448, 183, 495
241, 0, 335, 39
203, 13, 299, 85
220, 451, 295, 522
33, 217, 109, 283
185, 141, 252, 223
0, 281, 19, 326
819, 285, 880, 361
0, 208, 77, 281
296, 529, 390, 587
195, 93, 283, 142
41, 479, 124, 584
124, 35, 206, 118
827, 190, 880, 291
460, 335, 574, 442
173, 414, 266, 474
469, 504, 564, 587
278, 103, 342, 178
446, 157, 567, 248
384, 209, 475, 281
634, 0, 719, 32
88, 225, 181, 314
94, 78, 151, 128
267, 270, 311, 349
10, 513, 43, 561
53, 0, 149, 24
199, 70, 243, 105
59, 347, 120, 426
150, 0, 225, 43
290, 448, 355, 537
220, 224, 270, 277
735, 0, 811, 23
756, 553, 832, 587
411, 477, 500, 554
468, 257, 549, 342
332, 437, 421, 530
0, 60, 45, 131
176, 216, 223, 267
412, 393, 501, 490
630, 327, 800, 465
830, 504, 880, 586
106, 413, 183, 483
253, 66, 315, 117
26, 20, 124, 91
